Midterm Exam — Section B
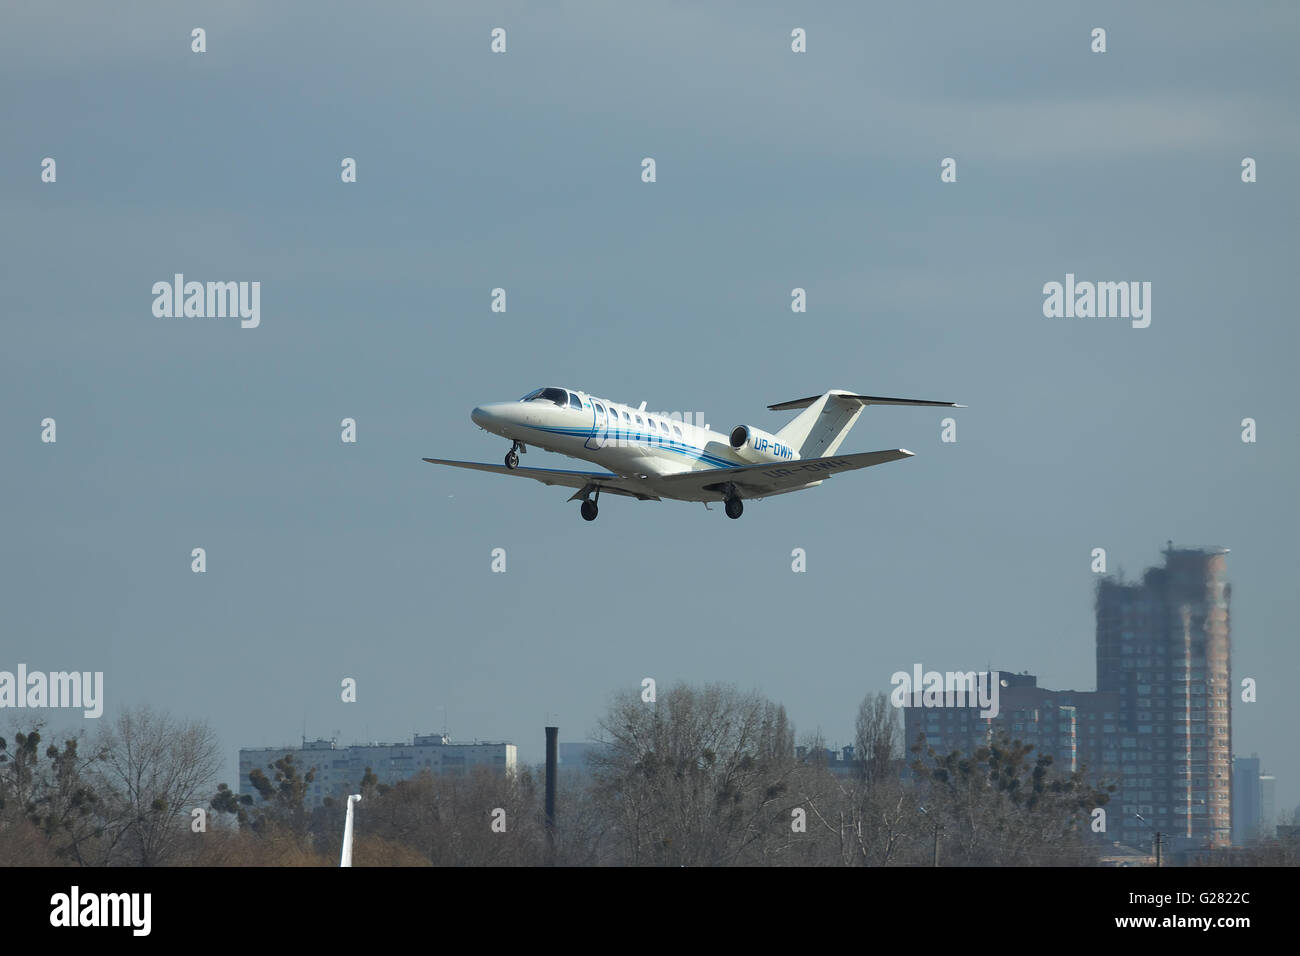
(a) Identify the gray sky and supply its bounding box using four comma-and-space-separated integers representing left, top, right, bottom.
3, 1, 1297, 816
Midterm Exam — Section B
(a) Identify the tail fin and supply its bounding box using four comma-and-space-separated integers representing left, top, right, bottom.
771, 389, 964, 459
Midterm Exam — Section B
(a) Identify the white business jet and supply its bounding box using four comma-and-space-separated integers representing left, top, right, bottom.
423, 387, 962, 521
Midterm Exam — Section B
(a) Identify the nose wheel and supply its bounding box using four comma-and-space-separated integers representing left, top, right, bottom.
504, 441, 522, 470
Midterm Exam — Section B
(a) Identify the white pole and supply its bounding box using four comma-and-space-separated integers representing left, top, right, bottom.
340, 794, 361, 867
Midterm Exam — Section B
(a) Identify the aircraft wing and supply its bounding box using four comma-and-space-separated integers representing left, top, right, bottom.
660, 449, 914, 498
422, 458, 661, 501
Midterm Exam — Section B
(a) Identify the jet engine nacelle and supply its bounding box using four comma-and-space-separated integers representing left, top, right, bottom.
729, 425, 796, 464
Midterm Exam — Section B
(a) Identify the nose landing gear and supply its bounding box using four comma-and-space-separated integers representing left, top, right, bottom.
504, 440, 524, 470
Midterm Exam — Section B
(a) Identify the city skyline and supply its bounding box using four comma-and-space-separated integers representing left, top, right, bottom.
212, 545, 1286, 847
2, 540, 1290, 835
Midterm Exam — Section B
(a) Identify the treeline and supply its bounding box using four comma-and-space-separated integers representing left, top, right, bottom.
0, 683, 1174, 867
0, 706, 221, 866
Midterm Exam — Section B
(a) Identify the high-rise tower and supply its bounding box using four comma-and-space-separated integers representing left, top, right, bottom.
1095, 545, 1232, 851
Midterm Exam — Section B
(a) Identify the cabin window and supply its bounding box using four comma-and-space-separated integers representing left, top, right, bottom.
673, 425, 682, 437
593, 403, 604, 415
621, 411, 630, 422
635, 416, 643, 425
568, 392, 583, 410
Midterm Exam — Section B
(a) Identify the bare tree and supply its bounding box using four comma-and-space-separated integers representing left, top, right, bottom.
854, 691, 900, 786
355, 765, 546, 866
590, 682, 800, 866
94, 706, 223, 866
794, 762, 923, 866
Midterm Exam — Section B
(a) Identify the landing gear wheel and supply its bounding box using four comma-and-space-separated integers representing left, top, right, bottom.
725, 498, 743, 519
505, 449, 519, 470
580, 500, 599, 521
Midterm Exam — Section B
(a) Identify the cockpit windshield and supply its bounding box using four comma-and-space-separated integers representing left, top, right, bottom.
519, 387, 570, 408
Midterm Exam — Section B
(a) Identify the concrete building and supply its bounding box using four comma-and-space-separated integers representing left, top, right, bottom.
1232, 754, 1263, 845
903, 694, 989, 760
239, 733, 517, 807
795, 744, 860, 777
1261, 773, 1276, 839
1095, 545, 1232, 851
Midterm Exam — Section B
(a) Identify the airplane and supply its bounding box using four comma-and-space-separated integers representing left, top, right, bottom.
423, 387, 963, 521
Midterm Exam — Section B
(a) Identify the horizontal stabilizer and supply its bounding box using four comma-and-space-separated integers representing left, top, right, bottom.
768, 393, 965, 411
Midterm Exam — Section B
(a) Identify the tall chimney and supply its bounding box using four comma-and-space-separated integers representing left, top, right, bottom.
545, 726, 558, 859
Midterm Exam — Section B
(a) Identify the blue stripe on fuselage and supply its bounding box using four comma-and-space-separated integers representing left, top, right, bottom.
530, 424, 734, 469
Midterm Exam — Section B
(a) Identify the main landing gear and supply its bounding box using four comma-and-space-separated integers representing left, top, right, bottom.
719, 482, 743, 519
580, 486, 600, 521
504, 440, 524, 470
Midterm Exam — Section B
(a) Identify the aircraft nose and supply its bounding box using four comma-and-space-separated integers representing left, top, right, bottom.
472, 403, 513, 431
